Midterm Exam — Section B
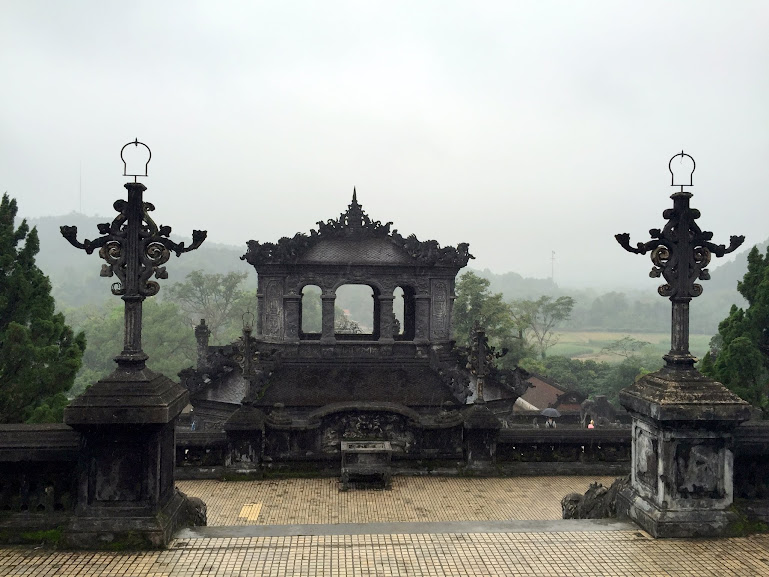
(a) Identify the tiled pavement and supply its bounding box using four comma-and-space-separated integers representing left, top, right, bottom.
1, 476, 768, 576
175, 476, 619, 526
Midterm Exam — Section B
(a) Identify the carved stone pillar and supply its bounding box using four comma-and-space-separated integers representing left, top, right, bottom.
283, 293, 301, 343
320, 294, 336, 344
255, 284, 264, 338
64, 371, 194, 548
378, 295, 395, 344
449, 285, 457, 342
617, 370, 749, 537
430, 279, 450, 343
414, 295, 431, 344
261, 278, 284, 341
463, 404, 501, 468
194, 319, 210, 371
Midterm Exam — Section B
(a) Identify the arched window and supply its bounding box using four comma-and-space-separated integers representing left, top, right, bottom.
300, 285, 322, 340
334, 284, 378, 340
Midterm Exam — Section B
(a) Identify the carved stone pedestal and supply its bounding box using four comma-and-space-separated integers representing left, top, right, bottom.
63, 368, 201, 548
223, 405, 266, 471
463, 404, 501, 468
618, 366, 750, 537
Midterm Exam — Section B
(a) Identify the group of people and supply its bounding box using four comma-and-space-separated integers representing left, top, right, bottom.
536, 417, 596, 428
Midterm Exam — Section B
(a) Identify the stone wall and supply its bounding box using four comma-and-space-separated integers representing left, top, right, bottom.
0, 425, 79, 537
1, 421, 767, 535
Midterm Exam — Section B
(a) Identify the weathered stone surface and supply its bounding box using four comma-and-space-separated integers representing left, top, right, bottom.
619, 369, 750, 538
562, 476, 630, 519
620, 367, 751, 423
65, 369, 189, 426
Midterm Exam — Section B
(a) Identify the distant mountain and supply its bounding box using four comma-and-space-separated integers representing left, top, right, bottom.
466, 236, 767, 336
469, 268, 560, 299
707, 237, 769, 292
26, 213, 765, 336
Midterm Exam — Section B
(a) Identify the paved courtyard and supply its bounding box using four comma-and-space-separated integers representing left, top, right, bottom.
0, 476, 767, 576
175, 476, 618, 526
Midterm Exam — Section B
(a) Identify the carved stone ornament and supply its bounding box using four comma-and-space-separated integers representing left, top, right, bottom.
242, 189, 474, 268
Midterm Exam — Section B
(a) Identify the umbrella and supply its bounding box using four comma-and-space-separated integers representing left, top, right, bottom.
540, 408, 561, 418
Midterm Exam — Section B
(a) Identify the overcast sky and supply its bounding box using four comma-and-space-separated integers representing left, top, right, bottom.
2, 1, 767, 289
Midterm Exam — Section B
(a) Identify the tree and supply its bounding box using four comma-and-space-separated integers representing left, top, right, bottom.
299, 286, 364, 335
701, 245, 769, 409
165, 270, 255, 344
518, 354, 662, 407
0, 194, 86, 422
453, 272, 531, 366
601, 336, 652, 359
70, 300, 196, 398
513, 295, 575, 358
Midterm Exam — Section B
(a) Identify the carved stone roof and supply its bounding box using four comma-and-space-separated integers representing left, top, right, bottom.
242, 189, 474, 268
298, 238, 414, 265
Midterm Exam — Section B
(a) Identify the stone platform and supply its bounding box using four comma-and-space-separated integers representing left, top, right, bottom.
0, 476, 767, 576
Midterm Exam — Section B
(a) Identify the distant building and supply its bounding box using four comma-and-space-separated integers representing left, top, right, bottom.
513, 373, 585, 412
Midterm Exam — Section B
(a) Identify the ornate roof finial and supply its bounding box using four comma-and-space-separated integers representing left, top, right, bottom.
346, 187, 365, 230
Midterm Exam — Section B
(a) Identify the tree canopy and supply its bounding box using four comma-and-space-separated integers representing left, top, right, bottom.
513, 295, 575, 358
453, 272, 531, 366
701, 245, 769, 409
69, 300, 196, 398
0, 194, 85, 422
165, 270, 255, 344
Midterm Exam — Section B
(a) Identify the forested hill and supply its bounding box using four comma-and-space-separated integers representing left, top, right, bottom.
706, 238, 769, 291
29, 213, 255, 309
26, 212, 766, 335
468, 235, 767, 335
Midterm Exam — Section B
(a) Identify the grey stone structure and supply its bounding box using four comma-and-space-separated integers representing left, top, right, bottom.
60, 142, 207, 548
615, 153, 750, 537
182, 191, 529, 468
243, 190, 469, 348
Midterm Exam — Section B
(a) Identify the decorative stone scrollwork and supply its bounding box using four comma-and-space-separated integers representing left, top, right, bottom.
61, 195, 205, 298
615, 205, 742, 300
242, 191, 473, 267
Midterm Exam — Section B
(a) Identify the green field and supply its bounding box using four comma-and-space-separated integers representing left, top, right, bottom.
549, 331, 713, 363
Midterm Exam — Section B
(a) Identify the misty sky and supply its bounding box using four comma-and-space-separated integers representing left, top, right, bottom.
2, 1, 767, 290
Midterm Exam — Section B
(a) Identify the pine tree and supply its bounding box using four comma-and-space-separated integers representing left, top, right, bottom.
0, 194, 86, 422
701, 245, 769, 409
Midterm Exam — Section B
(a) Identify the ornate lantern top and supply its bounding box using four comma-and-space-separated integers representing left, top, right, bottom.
668, 150, 695, 191
616, 152, 743, 369
120, 138, 152, 182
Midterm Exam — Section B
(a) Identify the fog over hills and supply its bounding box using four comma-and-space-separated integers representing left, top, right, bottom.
26, 212, 764, 337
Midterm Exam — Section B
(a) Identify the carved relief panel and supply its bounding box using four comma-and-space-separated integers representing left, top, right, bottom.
430, 279, 450, 340
674, 442, 724, 500
634, 425, 659, 494
283, 292, 301, 341
263, 278, 284, 339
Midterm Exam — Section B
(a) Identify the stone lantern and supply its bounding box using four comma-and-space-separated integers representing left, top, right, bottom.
60, 139, 207, 547
615, 151, 750, 537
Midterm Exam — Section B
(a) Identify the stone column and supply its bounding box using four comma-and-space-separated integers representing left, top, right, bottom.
617, 369, 750, 537
378, 295, 395, 344
255, 287, 265, 338
320, 294, 336, 344
194, 319, 210, 371
413, 295, 431, 345
463, 404, 501, 469
283, 293, 302, 343
449, 282, 457, 342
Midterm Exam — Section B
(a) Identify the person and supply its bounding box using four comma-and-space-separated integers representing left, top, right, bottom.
545, 416, 556, 428
587, 420, 595, 429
